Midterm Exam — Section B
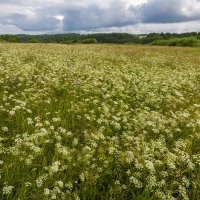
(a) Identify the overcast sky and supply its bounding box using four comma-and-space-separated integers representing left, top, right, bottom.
0, 0, 200, 34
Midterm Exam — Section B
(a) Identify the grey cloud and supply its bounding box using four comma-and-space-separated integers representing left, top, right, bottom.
137, 0, 200, 23
63, 3, 137, 31
0, 0, 200, 34
0, 13, 58, 31
63, 0, 200, 32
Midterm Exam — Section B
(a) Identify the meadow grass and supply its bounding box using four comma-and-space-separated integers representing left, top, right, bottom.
0, 43, 200, 200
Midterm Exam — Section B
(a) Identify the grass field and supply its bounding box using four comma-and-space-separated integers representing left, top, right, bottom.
0, 43, 200, 200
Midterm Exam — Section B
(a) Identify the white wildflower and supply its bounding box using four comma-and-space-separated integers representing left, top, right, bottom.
2, 127, 8, 132
2, 185, 14, 194
44, 188, 50, 196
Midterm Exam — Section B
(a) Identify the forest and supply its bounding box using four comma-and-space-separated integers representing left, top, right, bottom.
1, 32, 200, 47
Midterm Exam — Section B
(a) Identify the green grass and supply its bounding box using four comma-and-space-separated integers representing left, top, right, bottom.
0, 43, 200, 200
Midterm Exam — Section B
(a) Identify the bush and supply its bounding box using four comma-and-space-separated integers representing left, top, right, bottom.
79, 38, 97, 44
27, 39, 40, 43
152, 37, 200, 47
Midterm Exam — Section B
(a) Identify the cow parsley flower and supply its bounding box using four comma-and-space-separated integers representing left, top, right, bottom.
2, 185, 14, 194
2, 127, 8, 132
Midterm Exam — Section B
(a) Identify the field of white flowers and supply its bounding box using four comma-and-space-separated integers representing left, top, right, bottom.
0, 43, 200, 200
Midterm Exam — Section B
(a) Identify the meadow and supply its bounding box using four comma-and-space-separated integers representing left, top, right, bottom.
0, 43, 200, 200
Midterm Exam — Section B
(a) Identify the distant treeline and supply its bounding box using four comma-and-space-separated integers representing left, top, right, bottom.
1, 32, 200, 47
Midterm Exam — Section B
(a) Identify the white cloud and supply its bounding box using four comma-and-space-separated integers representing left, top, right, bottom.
55, 15, 64, 21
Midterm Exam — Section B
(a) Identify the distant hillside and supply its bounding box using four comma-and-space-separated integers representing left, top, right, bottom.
1, 32, 200, 47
